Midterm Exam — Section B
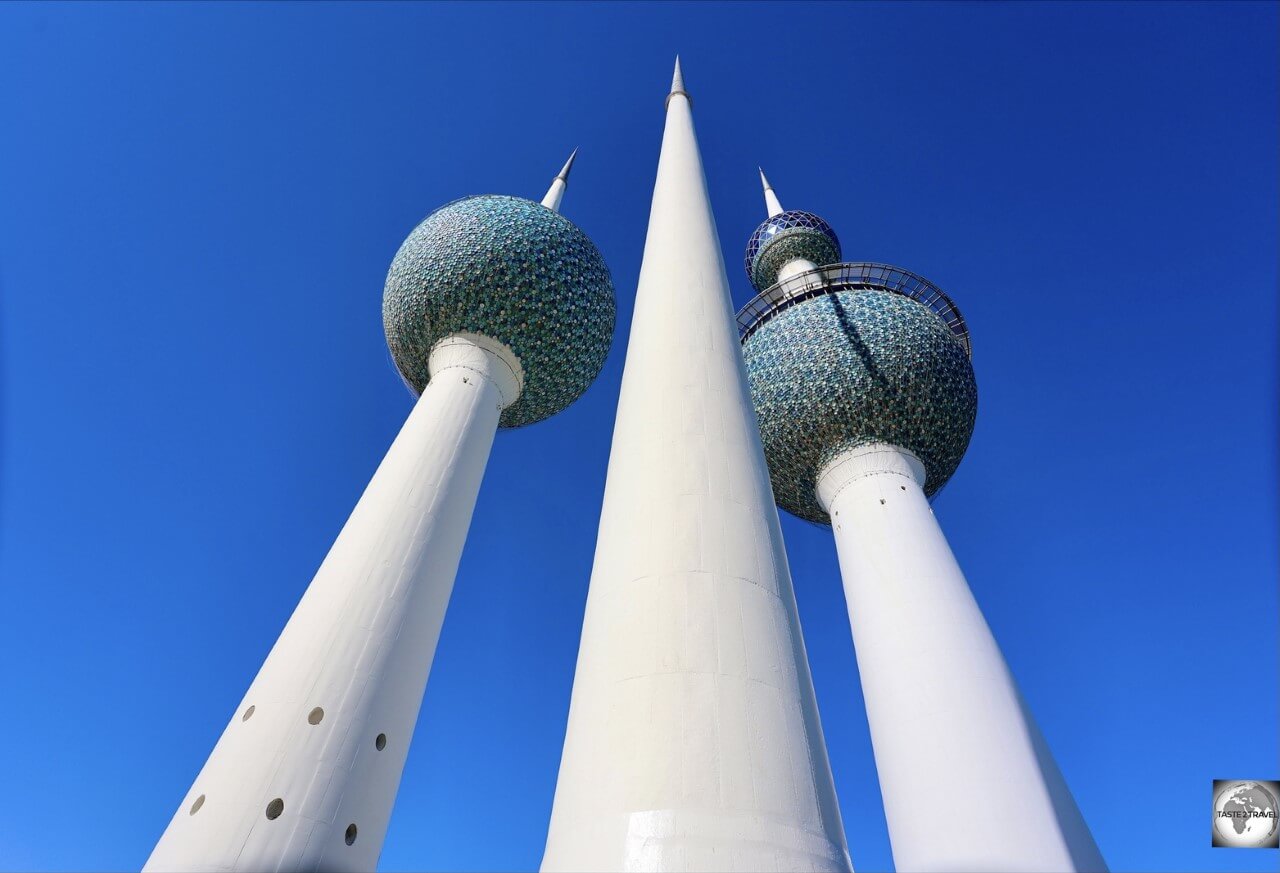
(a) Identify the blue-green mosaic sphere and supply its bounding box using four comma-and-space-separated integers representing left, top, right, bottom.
745, 210, 841, 293
383, 195, 615, 428
742, 289, 977, 524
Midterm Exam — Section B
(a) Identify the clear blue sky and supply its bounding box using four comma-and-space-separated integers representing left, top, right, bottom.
0, 2, 1275, 871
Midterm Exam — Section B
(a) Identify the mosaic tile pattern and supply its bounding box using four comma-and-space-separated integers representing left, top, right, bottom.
745, 210, 842, 292
383, 195, 615, 428
741, 287, 977, 525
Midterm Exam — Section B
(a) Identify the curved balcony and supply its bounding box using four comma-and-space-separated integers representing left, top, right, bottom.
735, 261, 972, 358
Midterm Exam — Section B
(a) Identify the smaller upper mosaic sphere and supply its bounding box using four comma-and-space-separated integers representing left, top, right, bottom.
741, 288, 977, 525
744, 210, 842, 292
383, 195, 615, 428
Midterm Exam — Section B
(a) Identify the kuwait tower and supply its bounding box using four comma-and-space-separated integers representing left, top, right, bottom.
737, 172, 1107, 872
145, 154, 615, 872
541, 61, 852, 873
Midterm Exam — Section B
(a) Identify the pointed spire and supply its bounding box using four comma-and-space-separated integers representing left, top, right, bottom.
557, 147, 578, 182
541, 56, 851, 871
541, 148, 578, 212
760, 166, 784, 217
666, 55, 691, 108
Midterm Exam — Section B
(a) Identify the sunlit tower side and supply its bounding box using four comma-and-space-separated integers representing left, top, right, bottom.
736, 174, 1107, 872
145, 153, 615, 873
541, 62, 853, 873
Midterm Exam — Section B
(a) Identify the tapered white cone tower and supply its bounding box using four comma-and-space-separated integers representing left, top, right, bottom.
738, 175, 1106, 872
146, 159, 615, 872
541, 61, 852, 873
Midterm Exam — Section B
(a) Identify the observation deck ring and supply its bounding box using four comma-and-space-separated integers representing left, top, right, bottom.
735, 261, 972, 358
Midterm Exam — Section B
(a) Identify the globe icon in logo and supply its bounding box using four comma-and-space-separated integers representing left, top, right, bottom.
1213, 781, 1279, 848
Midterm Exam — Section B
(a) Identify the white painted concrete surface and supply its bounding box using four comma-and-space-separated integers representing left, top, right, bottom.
540, 62, 853, 873
541, 148, 578, 213
759, 168, 784, 218
145, 333, 521, 872
817, 443, 1107, 873
777, 258, 820, 284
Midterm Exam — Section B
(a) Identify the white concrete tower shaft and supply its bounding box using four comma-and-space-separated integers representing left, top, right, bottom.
541, 60, 852, 873
145, 333, 522, 872
817, 445, 1107, 872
